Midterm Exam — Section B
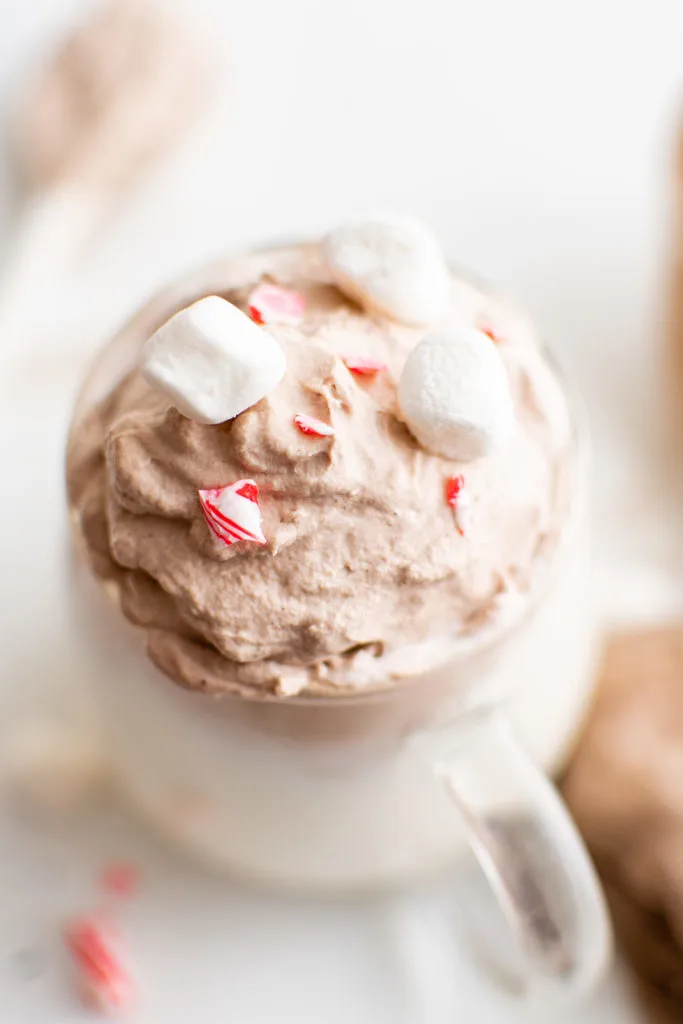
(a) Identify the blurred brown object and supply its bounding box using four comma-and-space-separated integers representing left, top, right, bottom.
14, 0, 209, 194
563, 627, 683, 1020
670, 129, 683, 430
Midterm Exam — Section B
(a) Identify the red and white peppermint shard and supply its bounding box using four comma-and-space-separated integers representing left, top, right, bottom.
64, 916, 133, 1014
248, 283, 306, 326
293, 413, 335, 438
342, 355, 388, 377
479, 324, 503, 344
199, 480, 266, 547
101, 862, 140, 900
445, 475, 471, 537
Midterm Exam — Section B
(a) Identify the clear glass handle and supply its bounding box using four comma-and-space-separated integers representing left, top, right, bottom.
432, 710, 612, 1000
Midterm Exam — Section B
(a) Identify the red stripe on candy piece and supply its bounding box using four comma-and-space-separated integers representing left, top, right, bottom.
204, 501, 254, 542
236, 481, 259, 502
248, 283, 306, 326
101, 863, 139, 899
445, 474, 470, 537
203, 509, 242, 546
198, 480, 266, 547
199, 493, 249, 542
64, 916, 133, 1011
65, 919, 118, 978
445, 475, 464, 507
342, 356, 388, 377
293, 414, 335, 438
205, 502, 259, 543
480, 325, 503, 344
203, 510, 228, 542
199, 493, 238, 543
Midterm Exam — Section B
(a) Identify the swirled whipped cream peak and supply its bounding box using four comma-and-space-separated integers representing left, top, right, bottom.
67, 227, 573, 699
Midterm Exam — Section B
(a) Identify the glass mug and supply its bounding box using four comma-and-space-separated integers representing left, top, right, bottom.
66, 256, 612, 999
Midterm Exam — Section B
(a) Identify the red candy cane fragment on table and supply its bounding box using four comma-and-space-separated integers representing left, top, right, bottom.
342, 355, 388, 376
293, 413, 335, 438
445, 474, 471, 537
100, 863, 140, 900
248, 283, 306, 326
64, 916, 134, 1015
199, 480, 267, 547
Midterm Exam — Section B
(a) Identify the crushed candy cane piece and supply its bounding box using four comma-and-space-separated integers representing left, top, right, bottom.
293, 413, 335, 437
342, 356, 388, 377
445, 474, 471, 537
248, 283, 306, 325
64, 916, 133, 1014
480, 324, 503, 344
445, 474, 464, 507
101, 863, 139, 899
454, 495, 471, 537
199, 479, 266, 547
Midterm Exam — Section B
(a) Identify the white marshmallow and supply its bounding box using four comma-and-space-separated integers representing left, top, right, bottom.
140, 296, 286, 424
398, 327, 515, 461
322, 214, 450, 326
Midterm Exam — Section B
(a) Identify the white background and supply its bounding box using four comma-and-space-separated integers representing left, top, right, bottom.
0, 0, 682, 1021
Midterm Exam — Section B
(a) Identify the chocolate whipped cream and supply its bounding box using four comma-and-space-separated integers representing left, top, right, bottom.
67, 243, 574, 698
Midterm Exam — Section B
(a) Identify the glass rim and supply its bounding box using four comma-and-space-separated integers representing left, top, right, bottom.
67, 243, 590, 709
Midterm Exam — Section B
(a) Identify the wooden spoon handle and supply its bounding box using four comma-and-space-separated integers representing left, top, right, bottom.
0, 186, 103, 370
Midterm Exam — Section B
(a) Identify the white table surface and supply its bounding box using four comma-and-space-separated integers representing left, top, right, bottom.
1, 1, 683, 1021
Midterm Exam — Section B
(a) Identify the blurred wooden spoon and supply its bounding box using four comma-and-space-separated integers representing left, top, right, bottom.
0, 0, 209, 370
